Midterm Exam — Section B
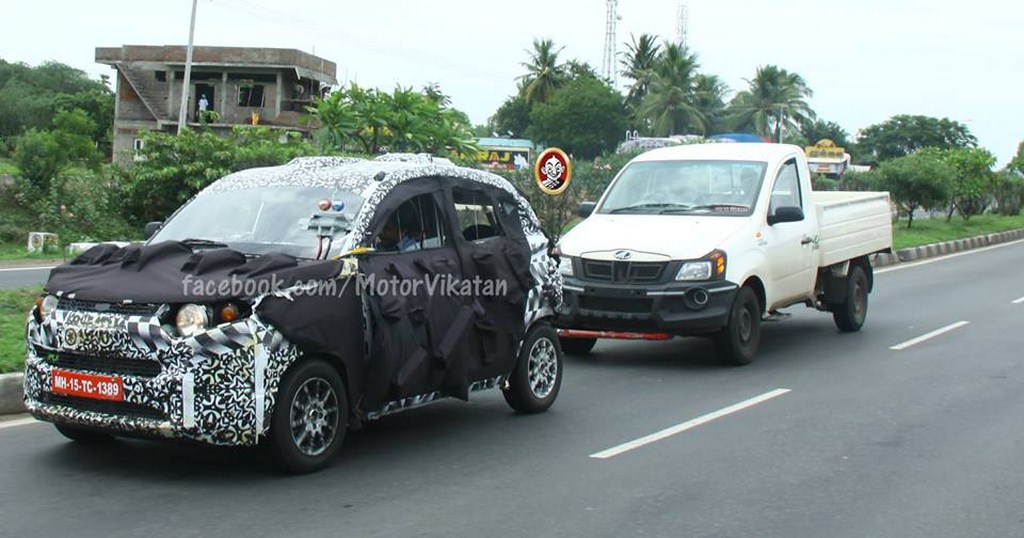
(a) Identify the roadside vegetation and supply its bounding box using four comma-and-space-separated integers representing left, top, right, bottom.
0, 288, 38, 373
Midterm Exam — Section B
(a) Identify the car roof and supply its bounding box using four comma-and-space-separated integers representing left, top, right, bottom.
631, 142, 803, 163
200, 154, 471, 196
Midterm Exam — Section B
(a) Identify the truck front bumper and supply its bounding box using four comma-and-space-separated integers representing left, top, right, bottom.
555, 279, 738, 336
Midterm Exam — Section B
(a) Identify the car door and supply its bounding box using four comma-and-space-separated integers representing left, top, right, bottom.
358, 178, 477, 408
763, 158, 816, 305
445, 182, 535, 382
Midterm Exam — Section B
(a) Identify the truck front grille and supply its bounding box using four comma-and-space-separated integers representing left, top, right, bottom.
581, 260, 666, 283
56, 298, 159, 317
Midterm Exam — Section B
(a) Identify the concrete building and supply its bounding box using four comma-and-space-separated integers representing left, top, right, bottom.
96, 45, 337, 163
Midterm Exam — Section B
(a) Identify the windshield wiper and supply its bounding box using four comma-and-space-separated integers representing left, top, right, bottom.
608, 203, 689, 214
661, 203, 751, 213
181, 238, 229, 249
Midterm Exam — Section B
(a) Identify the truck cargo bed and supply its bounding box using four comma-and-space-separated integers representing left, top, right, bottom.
812, 191, 893, 267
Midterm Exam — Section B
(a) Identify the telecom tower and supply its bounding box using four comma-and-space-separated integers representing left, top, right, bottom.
676, 0, 688, 47
602, 0, 619, 86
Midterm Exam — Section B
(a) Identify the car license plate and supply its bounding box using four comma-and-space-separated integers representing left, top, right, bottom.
51, 369, 124, 402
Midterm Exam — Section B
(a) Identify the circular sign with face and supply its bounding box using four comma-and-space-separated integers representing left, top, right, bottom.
534, 148, 572, 195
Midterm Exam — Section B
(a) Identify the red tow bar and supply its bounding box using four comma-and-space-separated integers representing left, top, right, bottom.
557, 329, 673, 341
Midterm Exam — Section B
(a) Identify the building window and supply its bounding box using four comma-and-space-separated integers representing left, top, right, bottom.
155, 71, 166, 82
133, 138, 145, 151
238, 84, 265, 107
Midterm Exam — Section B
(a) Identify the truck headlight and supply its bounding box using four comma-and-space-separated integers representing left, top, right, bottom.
557, 256, 574, 277
675, 261, 712, 281
675, 250, 726, 281
175, 304, 210, 337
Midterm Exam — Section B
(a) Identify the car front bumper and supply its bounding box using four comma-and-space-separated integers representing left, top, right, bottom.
555, 278, 738, 336
23, 306, 299, 446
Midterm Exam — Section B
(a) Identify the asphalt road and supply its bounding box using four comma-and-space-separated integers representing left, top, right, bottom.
1, 241, 1023, 538
0, 266, 54, 290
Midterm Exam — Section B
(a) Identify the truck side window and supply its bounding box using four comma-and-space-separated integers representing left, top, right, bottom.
769, 159, 802, 215
453, 189, 504, 242
373, 194, 448, 253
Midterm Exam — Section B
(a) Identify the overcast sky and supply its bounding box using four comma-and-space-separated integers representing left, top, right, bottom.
4, 0, 1022, 165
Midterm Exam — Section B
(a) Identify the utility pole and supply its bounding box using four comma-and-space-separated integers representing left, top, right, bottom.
176, 0, 199, 135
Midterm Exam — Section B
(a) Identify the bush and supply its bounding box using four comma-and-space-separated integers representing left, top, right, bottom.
874, 152, 954, 228
993, 172, 1024, 216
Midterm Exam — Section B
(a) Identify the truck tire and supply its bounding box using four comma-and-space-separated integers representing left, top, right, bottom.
833, 265, 868, 332
504, 324, 563, 414
715, 286, 762, 366
268, 358, 348, 474
558, 336, 596, 355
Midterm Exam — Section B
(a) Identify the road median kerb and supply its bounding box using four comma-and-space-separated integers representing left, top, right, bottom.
1, 228, 1023, 416
0, 373, 26, 415
872, 227, 1024, 268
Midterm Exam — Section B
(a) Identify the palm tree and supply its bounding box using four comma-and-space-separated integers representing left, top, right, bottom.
728, 65, 815, 142
517, 38, 568, 106
620, 33, 662, 119
635, 44, 705, 136
691, 74, 729, 136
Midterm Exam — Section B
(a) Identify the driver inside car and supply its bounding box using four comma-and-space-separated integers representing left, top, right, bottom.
376, 218, 420, 252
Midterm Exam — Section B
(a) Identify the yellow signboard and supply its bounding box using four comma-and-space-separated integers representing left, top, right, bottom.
805, 139, 845, 159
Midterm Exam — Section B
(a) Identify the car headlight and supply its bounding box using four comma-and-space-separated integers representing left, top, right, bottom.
674, 250, 727, 281
175, 304, 210, 337
34, 294, 59, 321
557, 256, 574, 277
675, 261, 712, 281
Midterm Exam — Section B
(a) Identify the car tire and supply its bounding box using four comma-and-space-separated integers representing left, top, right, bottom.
558, 336, 596, 355
504, 324, 563, 414
833, 265, 869, 332
54, 423, 115, 443
715, 286, 762, 366
268, 358, 348, 474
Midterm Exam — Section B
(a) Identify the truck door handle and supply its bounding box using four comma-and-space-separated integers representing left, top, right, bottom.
800, 237, 814, 245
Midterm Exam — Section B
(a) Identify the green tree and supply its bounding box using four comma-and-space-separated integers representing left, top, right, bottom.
874, 151, 955, 228
517, 38, 568, 106
636, 44, 704, 136
727, 65, 815, 142
936, 146, 996, 220
619, 33, 662, 124
489, 94, 531, 138
857, 115, 977, 163
800, 119, 851, 147
691, 74, 729, 135
527, 74, 627, 160
992, 171, 1024, 216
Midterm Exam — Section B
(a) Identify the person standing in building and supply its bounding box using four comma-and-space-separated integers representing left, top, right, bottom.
197, 94, 209, 121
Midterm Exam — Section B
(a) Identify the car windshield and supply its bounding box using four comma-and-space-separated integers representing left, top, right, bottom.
151, 185, 364, 258
598, 160, 767, 215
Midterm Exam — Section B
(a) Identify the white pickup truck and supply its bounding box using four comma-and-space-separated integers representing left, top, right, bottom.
554, 143, 893, 364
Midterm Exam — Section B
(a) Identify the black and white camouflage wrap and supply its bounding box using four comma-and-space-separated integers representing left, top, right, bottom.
23, 154, 561, 447
24, 301, 301, 446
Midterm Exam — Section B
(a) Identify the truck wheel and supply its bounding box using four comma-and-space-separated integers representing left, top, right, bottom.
558, 336, 596, 355
833, 265, 869, 332
268, 358, 348, 474
54, 423, 114, 443
504, 324, 563, 414
715, 286, 762, 366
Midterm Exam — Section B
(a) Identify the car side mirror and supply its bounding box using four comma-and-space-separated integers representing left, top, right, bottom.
144, 221, 163, 239
767, 206, 804, 225
578, 201, 596, 218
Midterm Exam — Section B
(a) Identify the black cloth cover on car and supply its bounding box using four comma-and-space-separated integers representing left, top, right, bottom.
45, 241, 342, 304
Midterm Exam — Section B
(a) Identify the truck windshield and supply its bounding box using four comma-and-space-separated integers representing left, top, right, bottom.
151, 186, 364, 258
599, 160, 767, 215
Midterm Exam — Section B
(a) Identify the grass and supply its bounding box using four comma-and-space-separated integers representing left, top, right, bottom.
0, 242, 67, 263
0, 288, 39, 374
893, 213, 1024, 250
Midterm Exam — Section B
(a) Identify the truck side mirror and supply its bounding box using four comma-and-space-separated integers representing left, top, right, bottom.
144, 221, 163, 239
767, 206, 804, 225
578, 201, 596, 218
